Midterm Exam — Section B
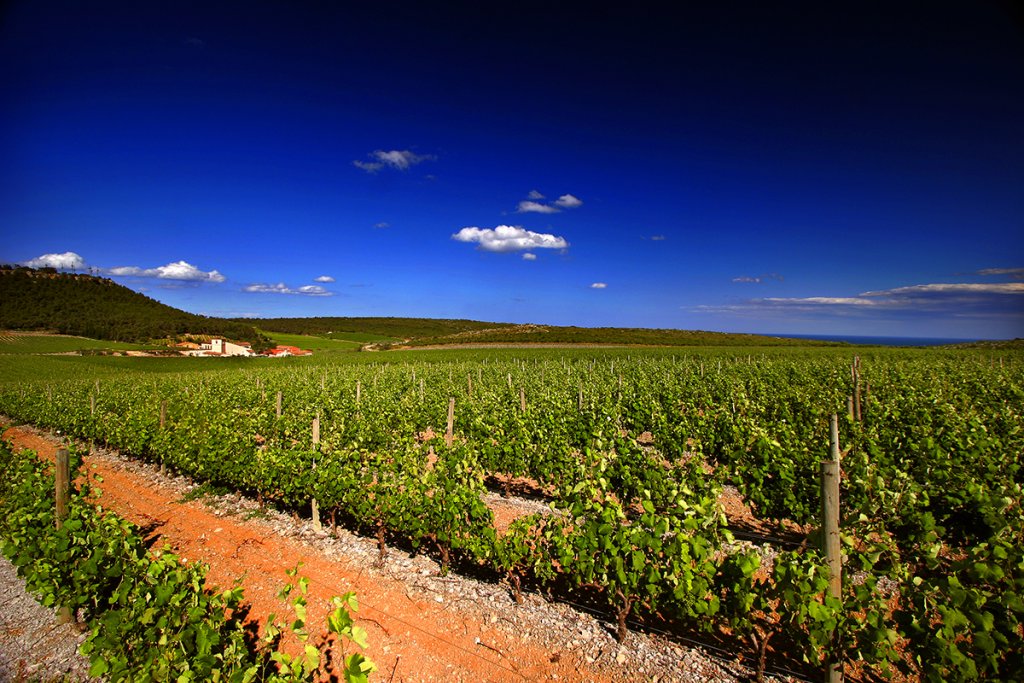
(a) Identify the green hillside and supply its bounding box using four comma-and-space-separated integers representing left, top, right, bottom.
398, 324, 846, 347
247, 316, 841, 348
245, 316, 512, 341
0, 266, 268, 347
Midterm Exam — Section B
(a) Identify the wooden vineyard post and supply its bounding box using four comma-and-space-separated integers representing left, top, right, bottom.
823, 414, 843, 683
851, 356, 862, 422
468, 373, 473, 399
578, 385, 584, 411
356, 380, 362, 408
519, 386, 526, 413
55, 448, 70, 527
276, 391, 283, 418
311, 416, 321, 532
89, 393, 97, 455
55, 448, 73, 625
446, 398, 455, 448
159, 400, 168, 474
420, 378, 425, 403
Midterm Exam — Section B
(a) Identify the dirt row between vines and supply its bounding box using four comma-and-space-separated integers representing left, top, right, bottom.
1, 423, 755, 683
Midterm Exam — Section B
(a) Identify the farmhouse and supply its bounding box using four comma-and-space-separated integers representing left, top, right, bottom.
182, 338, 255, 357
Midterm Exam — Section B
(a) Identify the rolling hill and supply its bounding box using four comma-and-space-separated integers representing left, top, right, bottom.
245, 317, 843, 348
0, 266, 268, 347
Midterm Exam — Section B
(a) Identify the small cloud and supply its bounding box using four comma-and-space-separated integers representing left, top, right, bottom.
452, 225, 569, 253
650, 235, 666, 241
244, 282, 333, 296
861, 283, 1024, 297
353, 160, 384, 173
22, 251, 87, 270
109, 260, 225, 283
733, 272, 784, 284
522, 253, 537, 261
353, 149, 435, 173
314, 275, 335, 283
763, 296, 875, 306
553, 193, 583, 209
976, 267, 1024, 279
590, 282, 607, 289
374, 222, 390, 229
516, 200, 560, 214
515, 191, 583, 213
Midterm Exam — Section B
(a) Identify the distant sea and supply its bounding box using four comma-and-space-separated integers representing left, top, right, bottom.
767, 333, 978, 347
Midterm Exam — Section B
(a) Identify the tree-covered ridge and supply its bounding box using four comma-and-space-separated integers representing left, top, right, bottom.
403, 324, 846, 347
244, 316, 515, 340
244, 317, 840, 348
0, 266, 268, 346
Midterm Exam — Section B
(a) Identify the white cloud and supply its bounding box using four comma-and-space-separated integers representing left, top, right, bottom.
374, 222, 390, 229
244, 282, 333, 296
353, 160, 384, 173
861, 283, 1024, 297
763, 296, 876, 306
650, 235, 666, 241
353, 149, 435, 173
733, 273, 783, 284
522, 253, 537, 261
590, 282, 607, 289
22, 251, 87, 270
452, 225, 569, 253
553, 193, 583, 209
976, 267, 1024, 279
109, 260, 225, 283
515, 191, 584, 213
314, 275, 335, 283
516, 200, 561, 214
695, 280, 1024, 320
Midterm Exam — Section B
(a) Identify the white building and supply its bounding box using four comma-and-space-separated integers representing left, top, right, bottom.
183, 338, 254, 357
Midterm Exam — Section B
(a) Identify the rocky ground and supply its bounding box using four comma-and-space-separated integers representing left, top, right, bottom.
1, 421, 802, 682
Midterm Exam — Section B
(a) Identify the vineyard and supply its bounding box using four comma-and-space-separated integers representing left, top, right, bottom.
1, 346, 1022, 681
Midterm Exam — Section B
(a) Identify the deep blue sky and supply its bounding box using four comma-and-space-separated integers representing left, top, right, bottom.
3, 1, 1022, 339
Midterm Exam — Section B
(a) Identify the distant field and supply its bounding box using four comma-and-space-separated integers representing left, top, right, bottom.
264, 331, 363, 352
322, 330, 396, 343
0, 332, 150, 355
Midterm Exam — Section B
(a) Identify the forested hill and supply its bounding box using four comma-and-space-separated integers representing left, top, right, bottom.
247, 316, 842, 347
0, 266, 267, 345
245, 316, 515, 340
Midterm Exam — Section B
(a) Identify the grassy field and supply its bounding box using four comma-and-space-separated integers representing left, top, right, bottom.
0, 332, 152, 355
322, 330, 396, 344
264, 331, 364, 352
